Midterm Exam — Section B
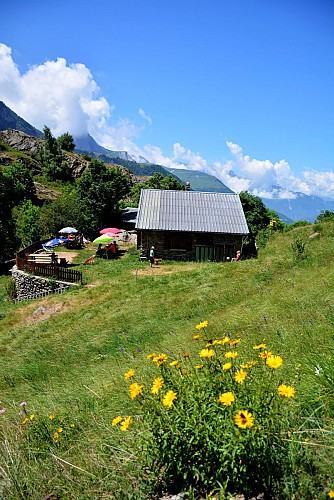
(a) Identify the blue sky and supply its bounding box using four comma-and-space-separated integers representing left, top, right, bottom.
1, 0, 333, 198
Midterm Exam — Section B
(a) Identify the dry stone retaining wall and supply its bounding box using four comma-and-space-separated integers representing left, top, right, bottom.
10, 266, 77, 301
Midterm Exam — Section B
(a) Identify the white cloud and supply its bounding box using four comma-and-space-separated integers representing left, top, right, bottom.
301, 170, 334, 197
144, 140, 334, 199
138, 108, 152, 124
0, 44, 112, 137
97, 118, 144, 155
0, 43, 333, 199
223, 142, 334, 199
0, 44, 21, 102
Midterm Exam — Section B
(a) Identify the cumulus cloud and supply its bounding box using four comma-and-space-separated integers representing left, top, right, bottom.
0, 43, 333, 199
0, 44, 112, 137
143, 139, 334, 199
221, 141, 334, 199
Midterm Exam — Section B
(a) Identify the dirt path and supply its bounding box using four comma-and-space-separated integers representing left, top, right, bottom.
55, 251, 78, 263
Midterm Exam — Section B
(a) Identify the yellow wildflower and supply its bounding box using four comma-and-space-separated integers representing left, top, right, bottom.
162, 390, 177, 408
176, 363, 182, 369
266, 355, 283, 369
49, 415, 55, 420
222, 362, 232, 371
182, 369, 187, 375
182, 352, 190, 357
29, 414, 35, 420
69, 423, 75, 428
153, 353, 168, 366
218, 391, 235, 406
147, 353, 157, 359
234, 410, 254, 429
112, 416, 123, 427
169, 360, 179, 366
129, 382, 144, 400
253, 343, 267, 349
22, 418, 28, 425
124, 369, 135, 380
278, 384, 295, 398
199, 348, 215, 358
259, 351, 272, 359
192, 334, 201, 340
195, 364, 203, 369
120, 416, 133, 431
53, 432, 59, 440
151, 377, 164, 394
328, 491, 334, 498
241, 361, 258, 369
230, 338, 241, 346
225, 351, 238, 359
195, 320, 209, 330
234, 369, 247, 384
57, 427, 63, 433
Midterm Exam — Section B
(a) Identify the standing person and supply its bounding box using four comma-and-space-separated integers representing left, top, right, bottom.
149, 246, 155, 268
236, 250, 241, 261
51, 251, 57, 265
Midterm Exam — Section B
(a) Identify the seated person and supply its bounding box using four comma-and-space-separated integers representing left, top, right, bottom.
106, 241, 118, 259
95, 243, 104, 257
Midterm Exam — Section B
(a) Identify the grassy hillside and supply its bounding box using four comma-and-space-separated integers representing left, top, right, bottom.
0, 224, 333, 498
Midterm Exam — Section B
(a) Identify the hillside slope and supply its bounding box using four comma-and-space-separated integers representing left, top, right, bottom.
0, 222, 333, 497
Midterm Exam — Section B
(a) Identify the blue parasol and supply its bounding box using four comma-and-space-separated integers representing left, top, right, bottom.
43, 238, 68, 248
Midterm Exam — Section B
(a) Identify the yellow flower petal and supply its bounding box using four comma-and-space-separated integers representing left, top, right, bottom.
199, 348, 215, 358
278, 384, 295, 398
112, 416, 123, 427
124, 369, 135, 380
266, 355, 283, 369
120, 416, 133, 431
162, 390, 177, 408
234, 410, 254, 429
218, 391, 235, 406
129, 382, 144, 399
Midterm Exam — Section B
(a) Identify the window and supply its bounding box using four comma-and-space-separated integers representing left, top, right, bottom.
164, 232, 192, 250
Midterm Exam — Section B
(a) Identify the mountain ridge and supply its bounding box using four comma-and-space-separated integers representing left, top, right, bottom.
0, 101, 44, 139
1, 100, 332, 222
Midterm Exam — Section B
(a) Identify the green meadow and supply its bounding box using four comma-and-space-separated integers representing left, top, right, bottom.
0, 223, 333, 499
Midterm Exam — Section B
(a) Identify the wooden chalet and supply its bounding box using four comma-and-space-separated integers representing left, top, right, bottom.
136, 189, 249, 261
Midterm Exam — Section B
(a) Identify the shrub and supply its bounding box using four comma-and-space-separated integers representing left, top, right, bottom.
112, 322, 301, 498
5, 277, 16, 301
291, 237, 307, 261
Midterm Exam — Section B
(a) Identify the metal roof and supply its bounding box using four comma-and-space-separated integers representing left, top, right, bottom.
136, 190, 249, 234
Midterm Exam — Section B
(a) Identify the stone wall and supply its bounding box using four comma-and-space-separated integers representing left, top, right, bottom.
10, 266, 77, 301
137, 230, 244, 261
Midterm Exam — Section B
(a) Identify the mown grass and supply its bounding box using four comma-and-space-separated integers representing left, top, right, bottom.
0, 224, 333, 498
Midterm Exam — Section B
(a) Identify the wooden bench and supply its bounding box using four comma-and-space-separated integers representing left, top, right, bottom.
28, 253, 58, 264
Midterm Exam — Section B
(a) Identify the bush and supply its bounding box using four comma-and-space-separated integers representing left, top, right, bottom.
5, 277, 16, 301
112, 322, 302, 498
291, 237, 307, 261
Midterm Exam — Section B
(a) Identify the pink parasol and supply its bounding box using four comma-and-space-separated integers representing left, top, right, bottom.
99, 227, 122, 235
